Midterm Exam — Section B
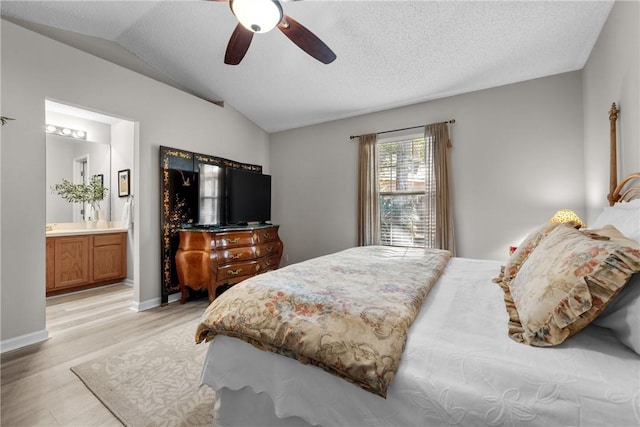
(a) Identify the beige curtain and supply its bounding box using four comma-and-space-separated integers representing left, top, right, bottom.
357, 133, 380, 246
425, 123, 456, 255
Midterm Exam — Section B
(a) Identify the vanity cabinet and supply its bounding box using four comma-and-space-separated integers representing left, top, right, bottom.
46, 232, 127, 296
93, 233, 126, 282
52, 235, 91, 290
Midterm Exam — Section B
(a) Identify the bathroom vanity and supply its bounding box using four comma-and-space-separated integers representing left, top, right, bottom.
46, 228, 127, 296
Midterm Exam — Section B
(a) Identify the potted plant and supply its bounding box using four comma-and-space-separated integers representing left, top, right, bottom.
51, 175, 108, 227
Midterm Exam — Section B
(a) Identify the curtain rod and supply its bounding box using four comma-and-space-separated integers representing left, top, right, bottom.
349, 119, 455, 140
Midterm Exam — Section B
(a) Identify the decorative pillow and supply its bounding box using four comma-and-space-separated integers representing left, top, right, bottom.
505, 224, 640, 346
582, 224, 640, 249
588, 225, 640, 354
497, 222, 564, 286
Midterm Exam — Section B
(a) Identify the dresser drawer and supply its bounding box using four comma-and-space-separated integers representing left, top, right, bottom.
217, 247, 257, 263
255, 241, 282, 258
259, 254, 281, 272
215, 231, 255, 248
217, 260, 260, 281
255, 227, 279, 243
93, 233, 124, 247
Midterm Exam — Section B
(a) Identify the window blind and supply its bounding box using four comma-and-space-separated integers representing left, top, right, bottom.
378, 136, 435, 248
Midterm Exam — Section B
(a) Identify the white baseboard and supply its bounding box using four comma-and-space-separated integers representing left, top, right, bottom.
0, 329, 49, 354
167, 293, 181, 304
129, 292, 180, 312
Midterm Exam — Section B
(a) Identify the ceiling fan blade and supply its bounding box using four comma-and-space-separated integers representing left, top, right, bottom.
278, 15, 336, 64
225, 23, 254, 65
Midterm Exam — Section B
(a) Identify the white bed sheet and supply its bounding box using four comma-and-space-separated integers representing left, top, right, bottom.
200, 257, 640, 427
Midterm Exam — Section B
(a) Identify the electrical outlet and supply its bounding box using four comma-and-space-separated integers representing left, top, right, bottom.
284, 254, 289, 262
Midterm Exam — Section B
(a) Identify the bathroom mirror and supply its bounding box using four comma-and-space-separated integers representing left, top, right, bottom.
46, 133, 111, 223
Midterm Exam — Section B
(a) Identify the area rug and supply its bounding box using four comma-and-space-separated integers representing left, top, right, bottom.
71, 322, 215, 427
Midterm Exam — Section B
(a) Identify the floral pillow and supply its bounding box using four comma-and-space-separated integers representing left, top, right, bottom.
493, 222, 564, 288
581, 224, 640, 250
505, 224, 640, 346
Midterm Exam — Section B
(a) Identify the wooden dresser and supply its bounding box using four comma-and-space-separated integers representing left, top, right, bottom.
46, 231, 127, 296
175, 224, 283, 303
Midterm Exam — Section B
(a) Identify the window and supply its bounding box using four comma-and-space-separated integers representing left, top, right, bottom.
198, 164, 223, 225
378, 136, 435, 247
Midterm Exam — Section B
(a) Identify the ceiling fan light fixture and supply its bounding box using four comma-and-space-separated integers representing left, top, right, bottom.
230, 0, 283, 33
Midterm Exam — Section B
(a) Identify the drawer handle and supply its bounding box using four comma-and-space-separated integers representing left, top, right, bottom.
227, 238, 240, 244
266, 247, 273, 253
265, 260, 272, 266
229, 253, 243, 260
228, 269, 242, 276
263, 232, 271, 239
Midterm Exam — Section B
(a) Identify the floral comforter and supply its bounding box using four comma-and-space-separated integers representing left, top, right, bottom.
195, 245, 451, 397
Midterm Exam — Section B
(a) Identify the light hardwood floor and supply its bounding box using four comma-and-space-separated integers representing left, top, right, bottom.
1, 284, 210, 427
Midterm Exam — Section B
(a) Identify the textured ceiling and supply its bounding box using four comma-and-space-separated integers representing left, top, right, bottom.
1, 1, 614, 132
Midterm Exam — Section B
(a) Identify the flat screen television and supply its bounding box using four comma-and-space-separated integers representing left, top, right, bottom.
225, 168, 271, 225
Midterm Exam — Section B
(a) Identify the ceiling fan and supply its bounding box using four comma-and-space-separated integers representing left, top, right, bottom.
213, 0, 337, 65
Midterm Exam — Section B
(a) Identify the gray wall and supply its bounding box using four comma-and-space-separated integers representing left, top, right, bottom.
270, 71, 585, 264
270, 0, 638, 267
583, 0, 639, 223
110, 120, 135, 283
1, 19, 270, 351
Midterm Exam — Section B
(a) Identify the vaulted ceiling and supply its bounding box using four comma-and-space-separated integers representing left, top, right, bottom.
1, 1, 614, 132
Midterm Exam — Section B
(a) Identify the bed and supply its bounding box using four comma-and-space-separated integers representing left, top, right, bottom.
195, 104, 640, 426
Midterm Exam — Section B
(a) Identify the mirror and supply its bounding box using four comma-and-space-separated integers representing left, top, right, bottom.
46, 133, 111, 223
45, 103, 114, 224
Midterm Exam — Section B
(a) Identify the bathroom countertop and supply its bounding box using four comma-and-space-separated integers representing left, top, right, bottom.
46, 227, 129, 237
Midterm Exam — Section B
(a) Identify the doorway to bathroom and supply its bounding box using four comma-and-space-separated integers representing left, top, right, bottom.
45, 100, 136, 311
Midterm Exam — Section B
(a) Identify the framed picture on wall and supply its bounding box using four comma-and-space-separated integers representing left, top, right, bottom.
118, 169, 130, 197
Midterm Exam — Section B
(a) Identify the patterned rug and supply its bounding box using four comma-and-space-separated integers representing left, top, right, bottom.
71, 322, 215, 427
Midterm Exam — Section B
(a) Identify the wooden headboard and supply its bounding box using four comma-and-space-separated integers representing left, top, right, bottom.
607, 102, 640, 205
